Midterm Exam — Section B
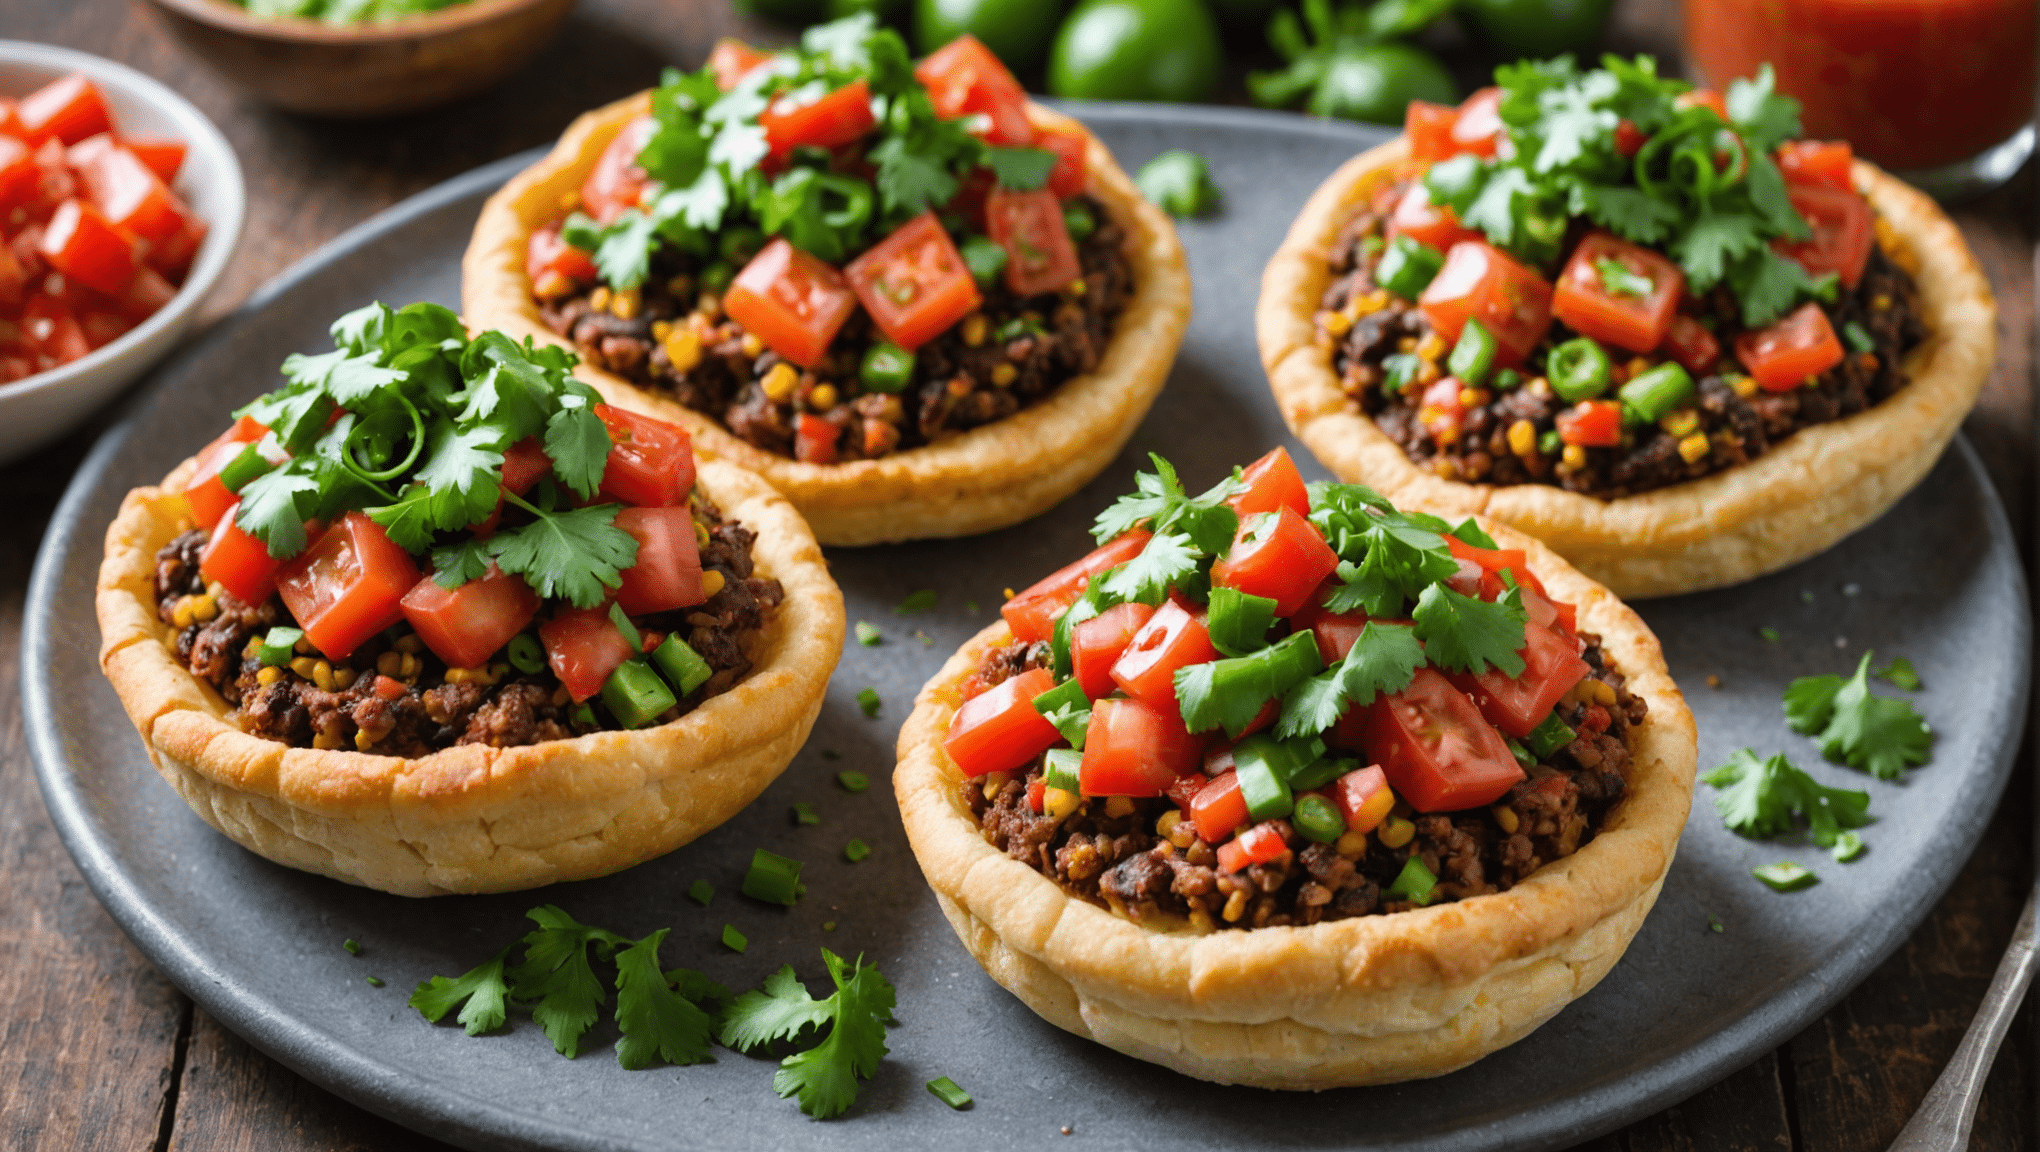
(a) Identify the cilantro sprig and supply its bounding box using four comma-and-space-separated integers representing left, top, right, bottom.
720, 950, 897, 1120
1783, 652, 1934, 780
1702, 748, 1869, 849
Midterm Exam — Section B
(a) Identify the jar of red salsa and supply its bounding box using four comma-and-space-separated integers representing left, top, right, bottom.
1685, 0, 2036, 197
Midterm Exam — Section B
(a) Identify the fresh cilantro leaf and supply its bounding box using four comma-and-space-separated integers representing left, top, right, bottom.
487, 502, 639, 608
1874, 655, 1922, 691
1530, 75, 1618, 172
1728, 248, 1836, 328
588, 209, 661, 289
1460, 167, 1536, 247
1725, 63, 1802, 153
1702, 748, 1868, 848
612, 929, 717, 1069
983, 146, 1057, 190
1782, 671, 1844, 734
1175, 631, 1323, 737
508, 905, 628, 1059
1090, 454, 1238, 553
1448, 518, 1499, 550
431, 538, 493, 588
1571, 184, 1681, 244
412, 419, 505, 527
1412, 584, 1528, 677
1743, 153, 1810, 241
1276, 622, 1424, 738
1673, 213, 1765, 291
769, 951, 895, 1120
367, 484, 445, 553
868, 134, 959, 218
544, 392, 612, 500
409, 945, 513, 1036
1815, 654, 1933, 779
1135, 150, 1218, 217
1096, 532, 1200, 606
719, 965, 834, 1052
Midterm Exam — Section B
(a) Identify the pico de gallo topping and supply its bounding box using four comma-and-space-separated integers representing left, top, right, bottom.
532, 15, 1130, 464
0, 72, 207, 383
152, 301, 780, 754
951, 449, 1643, 929
1316, 57, 1925, 501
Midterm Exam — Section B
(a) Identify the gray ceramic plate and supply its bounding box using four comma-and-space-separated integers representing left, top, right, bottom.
27, 105, 2030, 1152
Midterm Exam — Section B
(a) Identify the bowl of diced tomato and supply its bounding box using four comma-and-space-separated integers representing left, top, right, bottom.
0, 41, 243, 464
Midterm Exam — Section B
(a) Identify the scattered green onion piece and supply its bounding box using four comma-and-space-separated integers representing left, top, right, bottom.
256, 626, 304, 667
913, 629, 933, 647
1506, 737, 1536, 769
607, 602, 643, 651
506, 633, 545, 675
699, 261, 735, 294
1032, 677, 1091, 747
343, 938, 361, 955
896, 589, 937, 613
1292, 794, 1346, 843
741, 848, 803, 906
721, 924, 748, 952
1709, 916, 1725, 933
855, 620, 883, 647
1232, 736, 1295, 822
1753, 862, 1817, 892
1447, 318, 1497, 387
652, 635, 714, 697
600, 659, 675, 730
1526, 711, 1575, 759
994, 316, 1045, 343
1842, 320, 1875, 354
1547, 337, 1613, 401
366, 976, 384, 987
218, 442, 275, 493
822, 921, 836, 931
792, 803, 820, 826
1206, 586, 1278, 657
857, 687, 882, 718
837, 770, 869, 792
859, 340, 916, 393
1374, 235, 1444, 299
1061, 201, 1096, 243
571, 702, 597, 727
1288, 755, 1352, 792
1042, 748, 1084, 795
1385, 856, 1438, 905
1538, 429, 1562, 456
1619, 362, 1695, 426
688, 879, 714, 906
1831, 831, 1865, 862
1758, 626, 1781, 643
844, 838, 872, 863
927, 1076, 973, 1109
1494, 367, 1521, 390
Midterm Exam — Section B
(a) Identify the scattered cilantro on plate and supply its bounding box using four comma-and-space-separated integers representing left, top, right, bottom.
1783, 652, 1933, 779
1701, 748, 1869, 849
719, 951, 898, 1120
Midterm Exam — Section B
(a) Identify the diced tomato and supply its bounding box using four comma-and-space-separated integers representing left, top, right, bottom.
20, 138, 75, 222
373, 674, 407, 700
1164, 771, 1208, 809
0, 136, 39, 213
39, 200, 137, 294
1331, 765, 1394, 833
1210, 507, 1339, 617
1735, 302, 1845, 392
1449, 88, 1505, 158
125, 138, 187, 184
792, 412, 839, 465
1364, 668, 1524, 812
612, 505, 705, 616
1187, 770, 1248, 842
1552, 232, 1685, 354
1674, 88, 1729, 118
1418, 241, 1553, 367
70, 136, 190, 245
20, 292, 88, 366
1614, 118, 1648, 158
145, 213, 206, 280
1387, 183, 1479, 252
723, 237, 858, 368
0, 98, 20, 140
1445, 534, 1525, 576
708, 38, 775, 91
1000, 530, 1152, 644
595, 403, 696, 507
501, 435, 552, 494
1227, 446, 1310, 521
1450, 622, 1590, 738
914, 35, 1033, 147
580, 116, 654, 225
1026, 778, 1046, 813
1520, 585, 1576, 637
1071, 601, 1157, 699
1776, 140, 1853, 190
760, 79, 875, 160
526, 224, 598, 288
944, 666, 1060, 778
401, 565, 541, 670
18, 75, 111, 146
1418, 375, 1465, 445
0, 243, 27, 306
184, 416, 275, 531
1217, 821, 1291, 873
1404, 100, 1459, 161
985, 188, 1080, 296
1555, 399, 1623, 447
1304, 608, 1370, 664
1080, 696, 1202, 796
843, 212, 980, 350
1033, 122, 1087, 198
1661, 314, 1720, 375
1773, 183, 1874, 288
1109, 598, 1217, 710
276, 512, 422, 660
199, 504, 290, 606
540, 604, 639, 703
107, 265, 174, 322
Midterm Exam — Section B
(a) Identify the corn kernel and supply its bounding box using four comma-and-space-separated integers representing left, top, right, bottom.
1188, 905, 1217, 933
187, 593, 218, 622
660, 328, 702, 375
1507, 419, 1537, 457
1458, 388, 1488, 409
290, 657, 319, 679
1378, 816, 1416, 849
1494, 805, 1520, 834
296, 637, 315, 654
445, 667, 475, 685
1729, 373, 1759, 398
701, 570, 727, 598
808, 383, 839, 410
610, 287, 642, 320
1221, 889, 1248, 922
1678, 432, 1711, 464
990, 363, 1018, 387
1561, 443, 1588, 470
982, 769, 1012, 801
761, 362, 800, 402
354, 729, 377, 752
1526, 375, 1554, 400
532, 270, 571, 301
1317, 310, 1353, 337
312, 729, 344, 751
1396, 336, 1419, 354
961, 314, 988, 347
1061, 278, 1086, 298
1103, 796, 1136, 819
491, 663, 510, 682
377, 651, 403, 677
1043, 786, 1080, 821
256, 666, 284, 687
312, 660, 335, 692
1660, 408, 1701, 438
1168, 820, 1199, 850
400, 652, 420, 679
557, 191, 580, 213
1335, 829, 1368, 857
1872, 292, 1893, 311
334, 668, 358, 690
1352, 288, 1390, 317
588, 286, 612, 313
1414, 359, 1442, 386
651, 320, 673, 341
737, 332, 763, 358
243, 637, 262, 659
1415, 333, 1447, 361
1432, 455, 1460, 479
693, 517, 712, 548
1590, 679, 1618, 706
394, 635, 424, 654
945, 375, 972, 397
171, 599, 194, 629
1625, 356, 1653, 380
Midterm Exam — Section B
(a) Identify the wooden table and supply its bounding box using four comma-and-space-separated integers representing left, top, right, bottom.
1, 1, 2031, 1147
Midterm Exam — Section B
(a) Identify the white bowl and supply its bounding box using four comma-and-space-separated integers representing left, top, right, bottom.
0, 41, 244, 465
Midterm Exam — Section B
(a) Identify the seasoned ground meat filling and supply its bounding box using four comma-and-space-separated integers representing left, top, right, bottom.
963, 638, 1642, 930
1316, 179, 1928, 500
153, 496, 780, 755
537, 195, 1134, 460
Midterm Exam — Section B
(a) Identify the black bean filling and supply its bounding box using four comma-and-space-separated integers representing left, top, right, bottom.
151, 495, 780, 754
1318, 179, 1929, 500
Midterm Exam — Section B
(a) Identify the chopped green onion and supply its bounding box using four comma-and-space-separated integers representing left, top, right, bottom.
1288, 755, 1352, 792
1758, 626, 1781, 643
837, 770, 869, 792
688, 879, 714, 906
1831, 831, 1865, 862
506, 633, 545, 675
651, 635, 714, 697
600, 659, 675, 729
860, 341, 917, 393
822, 921, 836, 931
1547, 337, 1613, 401
721, 924, 747, 952
856, 687, 882, 718
1206, 587, 1278, 657
844, 838, 872, 862
1538, 428, 1563, 455
1447, 318, 1497, 387
1494, 367, 1521, 390
913, 629, 934, 647
896, 589, 937, 613
855, 620, 883, 647
792, 803, 819, 826
927, 1076, 973, 1109
699, 260, 735, 294
343, 938, 361, 955
1375, 234, 1444, 299
1292, 794, 1345, 843
1506, 737, 1536, 769
1842, 320, 1875, 354
1619, 362, 1695, 426
1177, 631, 1323, 738
219, 442, 275, 493
1031, 676, 1091, 747
741, 848, 803, 905
1062, 201, 1096, 242
607, 602, 643, 651
1381, 352, 1423, 397
1232, 736, 1295, 822
1753, 861, 1817, 891
994, 316, 1046, 343
1042, 748, 1084, 795
256, 626, 304, 667
1595, 256, 1655, 298
365, 976, 384, 987
1385, 855, 1438, 905
571, 702, 597, 727
1709, 916, 1725, 933
1526, 711, 1575, 759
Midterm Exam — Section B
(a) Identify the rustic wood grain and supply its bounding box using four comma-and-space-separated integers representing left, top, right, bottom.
0, 0, 2029, 1149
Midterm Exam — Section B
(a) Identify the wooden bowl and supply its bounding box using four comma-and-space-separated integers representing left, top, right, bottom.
144, 0, 578, 119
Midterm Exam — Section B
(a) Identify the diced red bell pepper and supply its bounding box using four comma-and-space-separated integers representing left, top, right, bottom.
1080, 696, 1202, 796
1209, 507, 1339, 617
276, 512, 422, 660
1331, 765, 1394, 833
1071, 600, 1156, 700
541, 604, 639, 703
1735, 302, 1845, 392
1228, 445, 1310, 521
1027, 778, 1046, 813
944, 666, 1061, 778
1109, 598, 1217, 710
1164, 771, 1209, 810
792, 412, 839, 465
1000, 529, 1152, 644
612, 505, 705, 616
1555, 399, 1623, 447
596, 403, 696, 507
401, 564, 541, 670
1216, 820, 1291, 874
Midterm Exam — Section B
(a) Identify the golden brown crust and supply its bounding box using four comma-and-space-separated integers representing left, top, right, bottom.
1256, 138, 1997, 599
893, 519, 1697, 1087
462, 95, 1191, 546
96, 457, 845, 897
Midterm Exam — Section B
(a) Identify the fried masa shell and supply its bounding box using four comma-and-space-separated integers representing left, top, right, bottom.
462, 93, 1192, 547
894, 519, 1696, 1088
95, 456, 844, 897
1256, 138, 1997, 599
